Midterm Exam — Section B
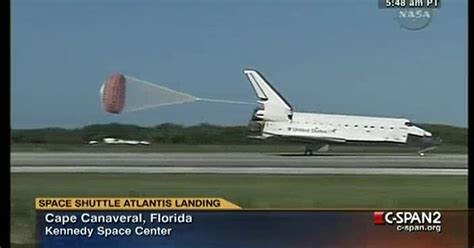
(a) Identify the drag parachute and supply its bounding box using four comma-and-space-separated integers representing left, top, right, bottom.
101, 73, 126, 114
100, 73, 253, 114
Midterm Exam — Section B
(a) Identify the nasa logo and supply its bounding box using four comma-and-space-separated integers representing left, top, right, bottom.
395, 8, 433, 30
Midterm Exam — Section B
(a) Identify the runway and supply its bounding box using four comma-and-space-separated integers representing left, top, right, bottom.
10, 152, 467, 175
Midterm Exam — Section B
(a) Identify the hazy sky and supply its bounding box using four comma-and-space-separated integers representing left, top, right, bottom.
12, 0, 467, 128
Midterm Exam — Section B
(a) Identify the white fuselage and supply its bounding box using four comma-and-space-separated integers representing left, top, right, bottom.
261, 112, 430, 144
243, 69, 441, 152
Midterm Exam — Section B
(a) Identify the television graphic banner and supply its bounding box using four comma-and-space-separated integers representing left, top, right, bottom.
36, 198, 470, 248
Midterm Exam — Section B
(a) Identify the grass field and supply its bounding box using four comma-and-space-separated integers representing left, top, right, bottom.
10, 143, 468, 154
11, 173, 467, 246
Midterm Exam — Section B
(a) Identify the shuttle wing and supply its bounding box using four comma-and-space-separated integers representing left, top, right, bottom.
262, 131, 347, 144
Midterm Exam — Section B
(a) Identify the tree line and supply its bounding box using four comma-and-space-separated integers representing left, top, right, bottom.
10, 123, 467, 146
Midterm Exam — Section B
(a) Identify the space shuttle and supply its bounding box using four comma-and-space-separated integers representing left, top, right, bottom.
244, 69, 442, 156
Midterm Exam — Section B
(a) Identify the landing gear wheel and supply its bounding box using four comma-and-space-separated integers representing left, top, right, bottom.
304, 149, 313, 156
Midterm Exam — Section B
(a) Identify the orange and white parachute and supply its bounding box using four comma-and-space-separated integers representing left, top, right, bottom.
101, 73, 126, 114
100, 73, 252, 114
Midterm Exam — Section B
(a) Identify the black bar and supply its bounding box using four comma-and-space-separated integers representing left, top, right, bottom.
1, 0, 11, 246
468, 0, 473, 246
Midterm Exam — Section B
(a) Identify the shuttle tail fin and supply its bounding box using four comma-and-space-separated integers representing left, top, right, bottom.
243, 69, 293, 121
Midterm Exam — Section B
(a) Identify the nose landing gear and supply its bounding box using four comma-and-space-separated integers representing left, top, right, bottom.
417, 146, 437, 157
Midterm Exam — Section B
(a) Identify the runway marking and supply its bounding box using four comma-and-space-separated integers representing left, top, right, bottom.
10, 153, 467, 174
10, 166, 467, 176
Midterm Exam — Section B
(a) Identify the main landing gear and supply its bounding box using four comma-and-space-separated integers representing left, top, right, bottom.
304, 149, 314, 156
304, 144, 329, 156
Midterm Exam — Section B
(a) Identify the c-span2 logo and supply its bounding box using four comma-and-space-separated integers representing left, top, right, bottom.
373, 211, 442, 233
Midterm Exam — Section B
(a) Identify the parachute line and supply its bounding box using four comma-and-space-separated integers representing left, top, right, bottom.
124, 75, 198, 100
197, 98, 254, 105
101, 74, 254, 114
